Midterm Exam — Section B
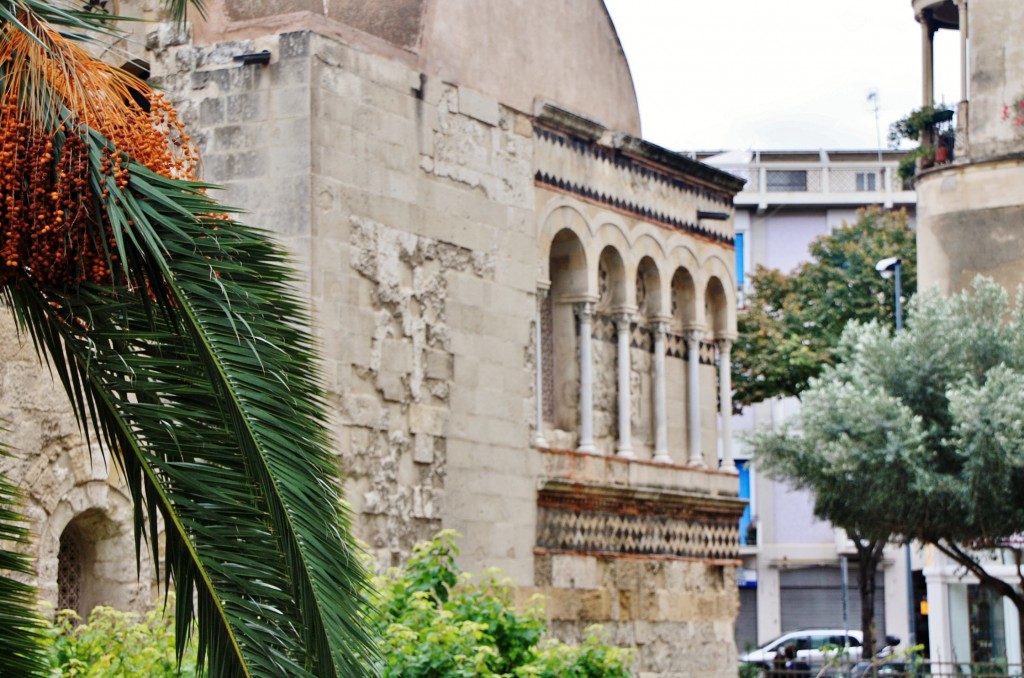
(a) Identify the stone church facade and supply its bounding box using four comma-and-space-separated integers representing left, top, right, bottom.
2, 1, 746, 675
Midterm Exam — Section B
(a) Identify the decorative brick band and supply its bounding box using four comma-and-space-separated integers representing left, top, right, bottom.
535, 171, 734, 246
536, 483, 743, 561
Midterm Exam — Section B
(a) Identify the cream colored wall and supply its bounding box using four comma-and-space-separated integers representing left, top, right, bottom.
188, 0, 641, 136
966, 0, 1024, 160
0, 8, 741, 672
0, 317, 155, 613
915, 159, 1024, 296
420, 0, 640, 135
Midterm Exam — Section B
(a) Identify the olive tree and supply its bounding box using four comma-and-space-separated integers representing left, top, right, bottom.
749, 278, 1024, 656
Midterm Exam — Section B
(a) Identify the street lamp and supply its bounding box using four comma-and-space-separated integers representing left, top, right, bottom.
875, 256, 903, 331
876, 255, 914, 648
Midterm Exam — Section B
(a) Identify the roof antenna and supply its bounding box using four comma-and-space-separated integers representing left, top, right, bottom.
867, 89, 883, 163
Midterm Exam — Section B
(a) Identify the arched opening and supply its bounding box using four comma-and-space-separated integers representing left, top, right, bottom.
592, 246, 628, 450
670, 268, 697, 331
55, 509, 123, 619
596, 246, 627, 314
668, 267, 698, 459
705, 276, 730, 337
633, 257, 663, 455
635, 256, 662, 321
57, 522, 85, 616
547, 229, 589, 435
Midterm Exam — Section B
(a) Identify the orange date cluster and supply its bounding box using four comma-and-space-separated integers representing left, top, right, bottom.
0, 19, 198, 290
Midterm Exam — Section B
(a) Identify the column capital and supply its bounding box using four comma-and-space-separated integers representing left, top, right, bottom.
572, 301, 595, 318
682, 326, 706, 343
612, 312, 635, 330
715, 334, 738, 348
649, 320, 669, 335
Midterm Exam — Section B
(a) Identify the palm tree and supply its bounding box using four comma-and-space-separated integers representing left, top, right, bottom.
0, 1, 377, 675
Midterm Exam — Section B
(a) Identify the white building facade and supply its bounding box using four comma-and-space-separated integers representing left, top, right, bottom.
699, 149, 920, 655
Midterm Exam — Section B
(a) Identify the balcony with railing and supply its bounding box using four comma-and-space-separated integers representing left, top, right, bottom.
700, 150, 916, 209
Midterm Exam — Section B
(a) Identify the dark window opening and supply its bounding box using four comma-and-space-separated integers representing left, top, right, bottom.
766, 170, 807, 192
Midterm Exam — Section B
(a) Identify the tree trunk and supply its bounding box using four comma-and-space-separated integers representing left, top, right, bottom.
851, 534, 886, 658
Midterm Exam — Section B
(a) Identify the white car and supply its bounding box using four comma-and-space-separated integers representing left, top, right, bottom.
739, 629, 864, 671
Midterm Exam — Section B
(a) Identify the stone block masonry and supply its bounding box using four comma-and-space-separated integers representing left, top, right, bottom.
101, 15, 747, 676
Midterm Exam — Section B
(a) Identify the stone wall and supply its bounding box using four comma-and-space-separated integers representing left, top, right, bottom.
0, 317, 154, 614
0, 11, 744, 675
533, 554, 738, 678
144, 23, 744, 674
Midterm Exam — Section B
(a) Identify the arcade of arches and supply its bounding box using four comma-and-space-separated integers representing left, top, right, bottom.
534, 201, 737, 471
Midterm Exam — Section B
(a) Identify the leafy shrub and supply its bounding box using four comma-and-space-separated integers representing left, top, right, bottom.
371, 530, 633, 677
42, 602, 196, 677
39, 533, 633, 677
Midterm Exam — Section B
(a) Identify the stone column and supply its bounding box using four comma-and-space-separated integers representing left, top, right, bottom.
717, 338, 736, 473
920, 13, 935, 109
534, 288, 549, 448
614, 313, 635, 459
575, 302, 596, 454
651, 322, 670, 463
956, 0, 968, 104
684, 328, 704, 468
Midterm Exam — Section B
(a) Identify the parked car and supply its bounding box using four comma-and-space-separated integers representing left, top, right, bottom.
740, 629, 864, 672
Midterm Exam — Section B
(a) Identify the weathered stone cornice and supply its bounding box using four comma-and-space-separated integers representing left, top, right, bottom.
533, 99, 607, 142
612, 132, 747, 194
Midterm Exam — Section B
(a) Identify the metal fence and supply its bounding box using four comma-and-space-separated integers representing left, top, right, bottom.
745, 661, 1024, 678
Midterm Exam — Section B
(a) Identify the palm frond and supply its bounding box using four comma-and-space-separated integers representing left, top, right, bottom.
0, 3, 376, 676
0, 0, 124, 43
110, 155, 377, 676
0, 440, 48, 677
163, 0, 206, 24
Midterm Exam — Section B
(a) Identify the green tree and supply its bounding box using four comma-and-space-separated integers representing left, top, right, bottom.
0, 2, 375, 675
749, 278, 1024, 656
733, 207, 916, 408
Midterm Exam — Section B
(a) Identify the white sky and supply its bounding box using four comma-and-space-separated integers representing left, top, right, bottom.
603, 0, 961, 152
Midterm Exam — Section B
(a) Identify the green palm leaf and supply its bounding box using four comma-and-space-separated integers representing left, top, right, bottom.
0, 1, 377, 675
0, 443, 47, 677
2, 122, 377, 678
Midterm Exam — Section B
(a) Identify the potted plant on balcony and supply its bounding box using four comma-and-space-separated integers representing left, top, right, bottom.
897, 144, 935, 183
888, 104, 954, 145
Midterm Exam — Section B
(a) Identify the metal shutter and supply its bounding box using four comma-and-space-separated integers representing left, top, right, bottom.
780, 565, 885, 638
736, 587, 759, 653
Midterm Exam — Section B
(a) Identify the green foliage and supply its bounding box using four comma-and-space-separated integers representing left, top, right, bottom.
748, 278, 1024, 650
1, 3, 377, 675
888, 104, 954, 145
371, 531, 633, 678
732, 207, 916, 407
897, 144, 936, 181
42, 604, 197, 677
0, 442, 48, 676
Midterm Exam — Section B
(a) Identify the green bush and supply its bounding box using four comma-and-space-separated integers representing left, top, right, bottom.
42, 602, 196, 677
371, 530, 633, 677
39, 532, 632, 677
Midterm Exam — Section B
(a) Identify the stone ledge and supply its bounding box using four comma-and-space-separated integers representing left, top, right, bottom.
533, 99, 607, 141
537, 447, 741, 499
613, 132, 747, 194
